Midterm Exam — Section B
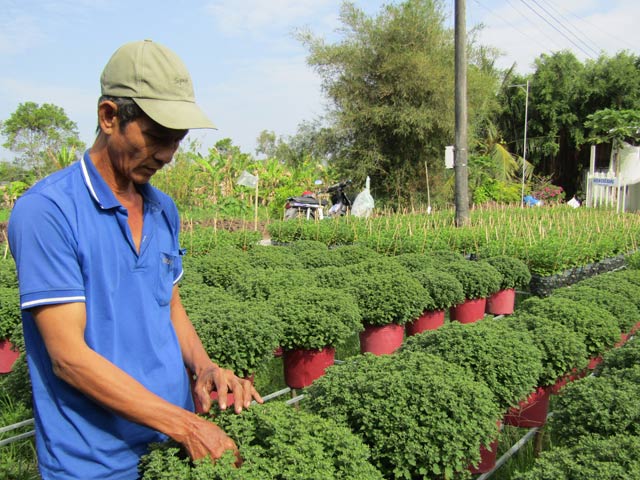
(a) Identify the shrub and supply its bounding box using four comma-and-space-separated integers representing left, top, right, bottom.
196, 249, 254, 290
401, 319, 543, 410
410, 267, 465, 310
268, 286, 361, 351
305, 351, 501, 480
139, 402, 384, 480
520, 296, 619, 358
227, 267, 318, 301
446, 261, 502, 300
504, 313, 589, 386
485, 255, 531, 290
0, 286, 21, 341
348, 269, 428, 326
513, 435, 640, 480
577, 272, 640, 311
0, 354, 32, 408
552, 285, 638, 334
186, 295, 282, 378
549, 375, 640, 445
327, 244, 380, 266
246, 246, 302, 270
598, 336, 640, 376
285, 240, 328, 255
0, 257, 18, 288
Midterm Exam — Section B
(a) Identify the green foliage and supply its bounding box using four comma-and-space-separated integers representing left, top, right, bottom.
504, 313, 588, 386
139, 402, 383, 479
246, 246, 302, 270
577, 270, 640, 311
194, 250, 254, 290
0, 354, 32, 408
513, 435, 640, 480
520, 296, 619, 357
1, 101, 84, 178
268, 286, 361, 350
0, 392, 37, 480
625, 250, 640, 269
549, 375, 640, 445
305, 351, 501, 480
485, 255, 531, 289
184, 290, 282, 377
410, 267, 465, 310
598, 336, 640, 376
180, 227, 261, 256
585, 108, 640, 148
0, 286, 21, 340
401, 319, 543, 410
348, 261, 428, 325
0, 257, 18, 288
298, 0, 500, 206
552, 285, 638, 333
227, 267, 318, 301
446, 261, 502, 300
285, 240, 328, 255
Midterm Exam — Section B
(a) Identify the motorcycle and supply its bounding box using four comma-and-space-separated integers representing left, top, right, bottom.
325, 179, 352, 217
283, 180, 352, 220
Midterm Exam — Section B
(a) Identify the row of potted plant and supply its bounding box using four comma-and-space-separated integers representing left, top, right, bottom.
267, 206, 640, 276
513, 336, 640, 478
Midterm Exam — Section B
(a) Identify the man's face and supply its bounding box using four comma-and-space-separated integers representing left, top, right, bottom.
107, 114, 188, 184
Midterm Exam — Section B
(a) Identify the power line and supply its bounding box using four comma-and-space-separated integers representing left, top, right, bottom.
538, 0, 637, 52
503, 0, 564, 51
536, 0, 604, 56
471, 0, 552, 54
519, 0, 595, 59
528, 0, 600, 58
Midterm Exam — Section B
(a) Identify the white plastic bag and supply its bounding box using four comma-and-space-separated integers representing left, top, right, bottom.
351, 176, 375, 218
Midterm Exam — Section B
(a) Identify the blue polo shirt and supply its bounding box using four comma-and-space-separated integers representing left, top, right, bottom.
8, 151, 194, 480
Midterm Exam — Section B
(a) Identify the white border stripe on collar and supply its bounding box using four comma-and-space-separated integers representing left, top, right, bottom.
80, 156, 102, 207
22, 296, 86, 309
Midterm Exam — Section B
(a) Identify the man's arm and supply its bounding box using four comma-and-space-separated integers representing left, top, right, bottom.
169, 285, 263, 413
32, 302, 238, 462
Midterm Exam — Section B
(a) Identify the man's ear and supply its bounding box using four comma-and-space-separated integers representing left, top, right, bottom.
97, 100, 119, 135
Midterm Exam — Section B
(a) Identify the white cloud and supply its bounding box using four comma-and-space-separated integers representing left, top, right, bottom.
205, 0, 335, 36
0, 14, 46, 55
474, 0, 640, 72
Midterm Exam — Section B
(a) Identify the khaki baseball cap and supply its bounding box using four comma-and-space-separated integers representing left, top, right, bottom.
100, 40, 216, 130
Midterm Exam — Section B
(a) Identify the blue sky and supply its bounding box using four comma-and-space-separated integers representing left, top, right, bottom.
1, 0, 638, 159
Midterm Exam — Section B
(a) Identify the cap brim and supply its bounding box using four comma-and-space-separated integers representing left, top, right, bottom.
133, 98, 216, 130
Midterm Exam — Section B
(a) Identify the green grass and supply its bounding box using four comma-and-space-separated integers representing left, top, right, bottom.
0, 393, 38, 480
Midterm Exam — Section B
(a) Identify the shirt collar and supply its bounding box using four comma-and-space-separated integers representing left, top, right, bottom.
80, 150, 162, 210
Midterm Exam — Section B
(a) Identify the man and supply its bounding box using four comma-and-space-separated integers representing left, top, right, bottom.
8, 40, 261, 480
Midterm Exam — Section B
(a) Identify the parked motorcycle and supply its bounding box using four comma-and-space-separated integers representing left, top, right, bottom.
283, 180, 352, 220
326, 180, 353, 217
283, 191, 326, 220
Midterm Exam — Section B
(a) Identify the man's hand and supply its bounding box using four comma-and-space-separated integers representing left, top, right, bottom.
177, 415, 242, 466
192, 365, 263, 413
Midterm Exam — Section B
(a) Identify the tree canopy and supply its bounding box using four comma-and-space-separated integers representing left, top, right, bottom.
299, 0, 500, 205
1, 101, 85, 178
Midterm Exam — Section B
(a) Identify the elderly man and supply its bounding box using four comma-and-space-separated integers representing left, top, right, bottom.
8, 40, 261, 480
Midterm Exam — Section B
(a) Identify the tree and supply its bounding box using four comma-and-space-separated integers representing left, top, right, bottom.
299, 0, 500, 207
1, 102, 85, 178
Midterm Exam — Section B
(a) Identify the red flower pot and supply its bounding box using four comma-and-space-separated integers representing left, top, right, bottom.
615, 333, 629, 348
486, 288, 516, 315
283, 346, 335, 389
631, 321, 640, 334
405, 310, 445, 336
273, 346, 284, 358
504, 386, 552, 428
588, 355, 603, 370
359, 324, 404, 356
450, 298, 486, 324
468, 420, 500, 474
0, 339, 19, 374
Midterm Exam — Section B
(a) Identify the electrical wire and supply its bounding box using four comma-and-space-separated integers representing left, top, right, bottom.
471, 0, 553, 54
536, 0, 604, 56
519, 0, 595, 59
538, 0, 637, 52
528, 0, 600, 57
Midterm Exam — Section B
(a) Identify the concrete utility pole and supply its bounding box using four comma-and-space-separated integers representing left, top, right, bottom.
454, 0, 470, 226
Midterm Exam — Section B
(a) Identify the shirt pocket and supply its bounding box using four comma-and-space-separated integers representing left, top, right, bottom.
154, 250, 179, 306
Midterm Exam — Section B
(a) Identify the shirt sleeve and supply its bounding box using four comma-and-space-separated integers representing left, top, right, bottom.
8, 192, 86, 310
